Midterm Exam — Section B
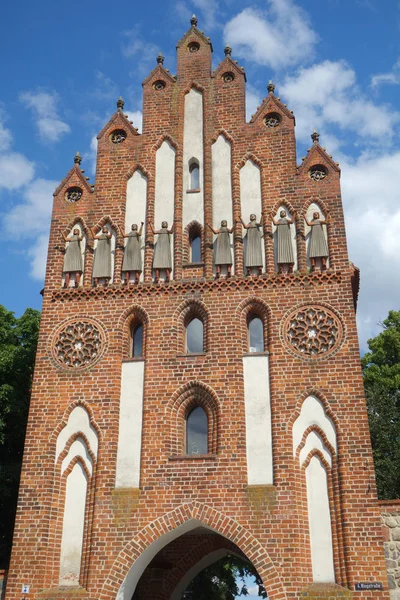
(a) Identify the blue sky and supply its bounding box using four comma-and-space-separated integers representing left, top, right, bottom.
1, 0, 400, 352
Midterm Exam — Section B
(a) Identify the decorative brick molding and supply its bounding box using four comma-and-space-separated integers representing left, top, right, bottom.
49, 316, 107, 370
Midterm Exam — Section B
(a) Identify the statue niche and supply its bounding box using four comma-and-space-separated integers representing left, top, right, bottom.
62, 226, 85, 288
240, 213, 263, 276
271, 208, 297, 274
304, 205, 329, 271
207, 219, 234, 278
120, 222, 144, 284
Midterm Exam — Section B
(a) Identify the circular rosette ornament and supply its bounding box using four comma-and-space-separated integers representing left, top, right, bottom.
281, 305, 344, 360
51, 318, 106, 370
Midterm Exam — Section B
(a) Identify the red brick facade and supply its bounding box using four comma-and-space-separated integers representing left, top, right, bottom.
5, 19, 390, 600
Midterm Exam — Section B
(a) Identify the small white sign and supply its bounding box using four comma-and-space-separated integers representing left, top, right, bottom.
21, 584, 30, 594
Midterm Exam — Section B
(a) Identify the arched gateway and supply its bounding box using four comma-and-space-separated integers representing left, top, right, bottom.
101, 504, 286, 600
4, 14, 390, 600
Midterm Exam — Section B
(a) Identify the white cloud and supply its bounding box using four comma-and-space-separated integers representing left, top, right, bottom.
279, 60, 400, 144
125, 110, 143, 133
340, 151, 400, 350
3, 177, 57, 280
0, 152, 35, 190
121, 27, 159, 75
91, 71, 119, 102
371, 57, 400, 87
245, 84, 262, 122
223, 0, 318, 69
20, 90, 70, 142
0, 109, 12, 152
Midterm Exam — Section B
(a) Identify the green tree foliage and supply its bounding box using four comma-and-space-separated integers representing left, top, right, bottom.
183, 554, 268, 600
0, 305, 40, 567
362, 310, 400, 499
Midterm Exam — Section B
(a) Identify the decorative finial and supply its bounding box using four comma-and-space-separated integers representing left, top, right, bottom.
157, 52, 164, 65
74, 151, 82, 165
311, 129, 320, 144
224, 45, 232, 56
116, 97, 125, 111
190, 14, 198, 27
267, 80, 275, 94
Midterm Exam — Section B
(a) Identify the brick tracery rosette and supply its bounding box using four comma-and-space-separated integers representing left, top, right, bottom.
281, 303, 344, 360
50, 317, 107, 370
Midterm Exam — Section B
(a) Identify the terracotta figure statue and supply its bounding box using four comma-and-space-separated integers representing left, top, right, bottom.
270, 209, 296, 273
91, 225, 112, 286
240, 213, 263, 275
207, 219, 234, 278
120, 222, 144, 284
150, 221, 173, 282
304, 211, 329, 271
62, 228, 84, 288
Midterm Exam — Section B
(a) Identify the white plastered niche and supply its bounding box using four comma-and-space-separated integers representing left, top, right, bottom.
92, 223, 116, 285
239, 159, 265, 274
212, 134, 234, 275
61, 222, 86, 288
183, 88, 204, 228
125, 170, 148, 282
271, 205, 298, 271
304, 202, 329, 270
154, 140, 176, 280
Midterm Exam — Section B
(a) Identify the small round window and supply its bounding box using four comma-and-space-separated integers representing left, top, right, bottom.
65, 187, 83, 203
188, 41, 200, 53
110, 129, 127, 144
309, 164, 328, 181
264, 113, 281, 128
153, 80, 166, 91
222, 71, 235, 83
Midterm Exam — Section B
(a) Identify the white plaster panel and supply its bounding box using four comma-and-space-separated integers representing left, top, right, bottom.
56, 406, 98, 461
305, 202, 329, 269
242, 355, 273, 485
92, 223, 116, 284
126, 170, 147, 282
240, 160, 265, 273
306, 456, 335, 582
292, 395, 336, 456
115, 361, 145, 488
299, 431, 332, 468
62, 222, 86, 288
211, 135, 234, 275
154, 141, 176, 279
59, 462, 88, 586
61, 438, 93, 476
272, 205, 298, 271
183, 89, 204, 227
117, 519, 211, 600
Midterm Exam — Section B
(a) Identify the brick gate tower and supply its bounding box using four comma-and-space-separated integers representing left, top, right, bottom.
5, 17, 390, 600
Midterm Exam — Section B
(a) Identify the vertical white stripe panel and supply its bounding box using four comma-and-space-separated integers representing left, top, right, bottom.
126, 170, 147, 281
242, 355, 273, 485
212, 135, 234, 274
239, 160, 265, 273
115, 361, 145, 488
183, 89, 204, 227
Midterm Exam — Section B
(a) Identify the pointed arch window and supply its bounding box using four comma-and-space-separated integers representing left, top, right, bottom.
131, 323, 143, 358
189, 159, 200, 190
186, 406, 208, 455
248, 316, 264, 353
186, 318, 204, 353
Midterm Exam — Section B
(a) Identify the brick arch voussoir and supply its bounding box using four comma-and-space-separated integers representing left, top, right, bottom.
152, 133, 178, 152
183, 81, 205, 95
288, 388, 340, 435
50, 399, 101, 447
125, 163, 152, 181
271, 198, 297, 217
92, 215, 120, 237
301, 447, 332, 472
234, 152, 263, 172
295, 424, 336, 465
167, 380, 220, 415
211, 128, 235, 146
99, 503, 287, 600
56, 431, 96, 473
62, 216, 90, 237
300, 196, 330, 220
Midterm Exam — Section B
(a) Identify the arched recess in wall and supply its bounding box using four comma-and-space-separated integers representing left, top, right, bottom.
183, 87, 204, 232
174, 299, 209, 355
154, 140, 176, 281
236, 297, 272, 486
125, 167, 148, 283
53, 402, 100, 588
115, 306, 149, 489
166, 380, 219, 457
238, 156, 264, 274
61, 216, 89, 288
91, 216, 118, 285
270, 201, 298, 273
292, 393, 344, 585
100, 503, 287, 600
184, 220, 204, 264
302, 199, 330, 271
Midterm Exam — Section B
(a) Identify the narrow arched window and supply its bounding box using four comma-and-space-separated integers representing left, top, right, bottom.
132, 323, 143, 357
186, 406, 208, 455
248, 317, 264, 352
186, 318, 203, 353
190, 234, 201, 263
189, 161, 200, 190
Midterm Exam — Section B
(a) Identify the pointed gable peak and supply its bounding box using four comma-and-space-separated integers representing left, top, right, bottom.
142, 58, 176, 86
299, 131, 341, 174
97, 100, 139, 141
176, 15, 213, 51
212, 48, 246, 81
53, 153, 94, 197
249, 89, 295, 124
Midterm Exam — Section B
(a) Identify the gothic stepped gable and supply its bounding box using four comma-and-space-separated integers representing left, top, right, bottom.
5, 16, 391, 600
